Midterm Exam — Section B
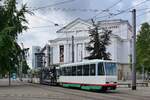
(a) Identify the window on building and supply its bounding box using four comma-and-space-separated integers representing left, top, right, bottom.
72, 66, 76, 76
90, 64, 96, 76
77, 65, 82, 76
83, 64, 89, 76
98, 63, 104, 75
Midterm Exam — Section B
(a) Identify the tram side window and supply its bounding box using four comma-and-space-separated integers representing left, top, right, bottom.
77, 65, 82, 76
68, 67, 72, 76
66, 67, 69, 76
62, 67, 66, 76
65, 67, 71, 76
59, 68, 62, 75
83, 65, 89, 76
90, 64, 96, 76
98, 63, 104, 75
72, 66, 76, 76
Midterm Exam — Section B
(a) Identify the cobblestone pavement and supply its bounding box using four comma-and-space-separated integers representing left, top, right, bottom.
0, 79, 150, 100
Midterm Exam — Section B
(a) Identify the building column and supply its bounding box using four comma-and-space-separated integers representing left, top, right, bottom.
74, 43, 77, 62
65, 44, 70, 63
82, 43, 85, 61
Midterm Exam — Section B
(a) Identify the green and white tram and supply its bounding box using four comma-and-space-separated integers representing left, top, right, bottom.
58, 60, 117, 91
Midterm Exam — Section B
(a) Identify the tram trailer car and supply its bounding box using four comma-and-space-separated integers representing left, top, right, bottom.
57, 60, 117, 91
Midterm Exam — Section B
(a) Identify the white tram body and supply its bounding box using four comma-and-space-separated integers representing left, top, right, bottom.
58, 60, 117, 90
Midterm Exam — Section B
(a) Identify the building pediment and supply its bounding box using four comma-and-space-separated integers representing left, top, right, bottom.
57, 18, 92, 33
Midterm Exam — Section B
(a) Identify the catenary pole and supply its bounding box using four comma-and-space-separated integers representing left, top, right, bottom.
132, 9, 136, 90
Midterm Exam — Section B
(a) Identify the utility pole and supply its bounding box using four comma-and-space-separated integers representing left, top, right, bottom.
131, 9, 136, 90
72, 35, 74, 63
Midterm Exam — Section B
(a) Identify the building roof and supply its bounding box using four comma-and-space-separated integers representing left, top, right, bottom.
49, 18, 131, 44
49, 36, 89, 43
98, 19, 132, 28
98, 19, 127, 24
40, 44, 49, 53
56, 18, 92, 33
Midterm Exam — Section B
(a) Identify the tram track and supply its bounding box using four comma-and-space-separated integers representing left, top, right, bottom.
31, 83, 150, 100
31, 83, 115, 100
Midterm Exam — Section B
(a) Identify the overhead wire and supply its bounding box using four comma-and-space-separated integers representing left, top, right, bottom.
31, 0, 76, 11
47, 7, 100, 12
95, 0, 150, 20
26, 0, 76, 29
27, 0, 135, 26
92, 0, 123, 20
26, 0, 150, 33
29, 25, 52, 29
28, 13, 149, 31
33, 14, 59, 25
137, 9, 150, 18
136, 7, 150, 11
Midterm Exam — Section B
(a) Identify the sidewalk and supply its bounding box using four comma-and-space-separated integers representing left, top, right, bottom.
118, 80, 149, 88
0, 79, 28, 87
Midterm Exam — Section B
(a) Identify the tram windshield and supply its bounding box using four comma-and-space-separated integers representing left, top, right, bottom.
105, 63, 117, 76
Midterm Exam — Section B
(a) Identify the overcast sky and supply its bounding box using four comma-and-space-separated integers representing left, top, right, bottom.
16, 0, 150, 67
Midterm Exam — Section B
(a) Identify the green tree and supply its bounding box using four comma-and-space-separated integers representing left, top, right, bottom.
0, 0, 31, 85
22, 57, 30, 74
85, 20, 112, 60
136, 22, 150, 73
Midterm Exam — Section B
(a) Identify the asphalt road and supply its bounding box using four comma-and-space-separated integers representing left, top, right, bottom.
0, 79, 150, 100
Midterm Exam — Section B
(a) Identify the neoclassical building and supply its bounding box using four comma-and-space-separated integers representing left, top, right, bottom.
42, 18, 132, 80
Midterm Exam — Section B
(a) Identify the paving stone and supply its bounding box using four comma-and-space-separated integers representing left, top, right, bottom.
0, 79, 150, 100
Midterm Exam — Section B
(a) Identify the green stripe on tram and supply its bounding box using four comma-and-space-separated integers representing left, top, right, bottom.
63, 84, 81, 88
81, 86, 102, 90
63, 83, 103, 91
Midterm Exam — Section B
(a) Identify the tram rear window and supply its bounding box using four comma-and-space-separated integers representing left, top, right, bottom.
98, 63, 104, 75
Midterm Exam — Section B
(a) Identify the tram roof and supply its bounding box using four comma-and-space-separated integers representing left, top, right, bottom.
60, 59, 116, 67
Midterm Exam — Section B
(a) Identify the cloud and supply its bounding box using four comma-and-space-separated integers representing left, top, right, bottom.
144, 2, 150, 22
132, 0, 141, 6
18, 0, 128, 67
18, 0, 71, 67
17, 0, 150, 67
18, 0, 92, 48
131, 0, 150, 24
